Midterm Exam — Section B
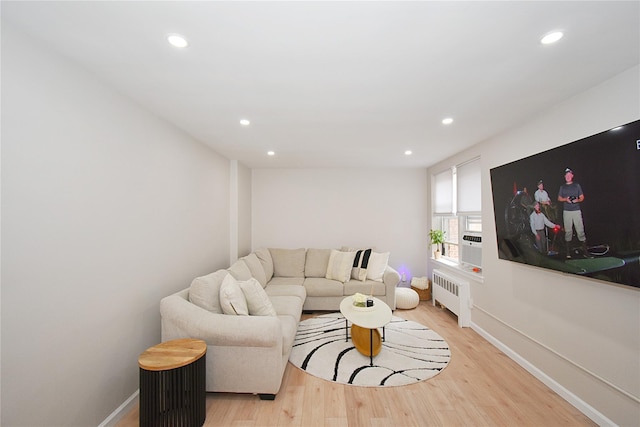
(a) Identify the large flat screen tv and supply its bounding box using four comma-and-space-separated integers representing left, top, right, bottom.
490, 120, 640, 288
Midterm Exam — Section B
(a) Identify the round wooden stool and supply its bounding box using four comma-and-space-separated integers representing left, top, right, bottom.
138, 338, 207, 427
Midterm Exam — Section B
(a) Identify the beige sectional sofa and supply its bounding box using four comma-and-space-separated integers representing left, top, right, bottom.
160, 247, 400, 399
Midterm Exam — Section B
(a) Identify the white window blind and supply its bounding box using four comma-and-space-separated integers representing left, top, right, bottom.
434, 169, 453, 214
456, 158, 481, 213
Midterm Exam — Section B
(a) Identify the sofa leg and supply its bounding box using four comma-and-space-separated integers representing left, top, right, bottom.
258, 394, 276, 401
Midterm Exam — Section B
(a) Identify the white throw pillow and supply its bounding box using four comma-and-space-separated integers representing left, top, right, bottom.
219, 274, 249, 315
239, 277, 277, 316
326, 249, 356, 282
366, 251, 390, 282
351, 248, 372, 281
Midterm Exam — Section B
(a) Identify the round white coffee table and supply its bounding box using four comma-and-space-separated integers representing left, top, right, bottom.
339, 296, 392, 365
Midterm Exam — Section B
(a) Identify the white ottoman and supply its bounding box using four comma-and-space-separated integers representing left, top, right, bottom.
395, 287, 419, 309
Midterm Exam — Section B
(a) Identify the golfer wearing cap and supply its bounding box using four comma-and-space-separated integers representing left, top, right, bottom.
557, 168, 588, 258
534, 180, 551, 206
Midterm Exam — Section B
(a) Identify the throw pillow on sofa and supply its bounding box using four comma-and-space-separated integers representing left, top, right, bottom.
351, 248, 372, 281
238, 277, 277, 316
326, 249, 356, 282
367, 251, 390, 282
219, 274, 249, 315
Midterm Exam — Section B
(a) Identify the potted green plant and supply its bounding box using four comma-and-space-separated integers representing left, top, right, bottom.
429, 229, 446, 259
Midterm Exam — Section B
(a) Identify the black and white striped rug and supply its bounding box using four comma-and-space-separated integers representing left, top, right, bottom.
289, 313, 451, 387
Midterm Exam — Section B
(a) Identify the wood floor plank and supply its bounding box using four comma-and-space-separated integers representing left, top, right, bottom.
116, 301, 597, 427
300, 372, 324, 427
276, 385, 304, 427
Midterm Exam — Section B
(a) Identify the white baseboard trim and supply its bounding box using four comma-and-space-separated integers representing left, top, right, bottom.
98, 389, 139, 427
470, 321, 615, 427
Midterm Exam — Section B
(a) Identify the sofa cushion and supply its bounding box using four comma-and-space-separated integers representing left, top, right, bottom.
270, 248, 306, 277
265, 284, 307, 303
305, 248, 331, 278
351, 248, 372, 281
325, 249, 356, 282
228, 259, 252, 280
367, 252, 390, 282
219, 274, 249, 315
238, 277, 277, 316
304, 277, 344, 297
188, 269, 228, 314
268, 276, 305, 286
241, 253, 268, 287
344, 279, 386, 296
270, 295, 304, 322
255, 248, 274, 282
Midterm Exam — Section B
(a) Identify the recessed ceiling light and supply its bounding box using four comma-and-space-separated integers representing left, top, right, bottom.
239, 119, 250, 126
267, 151, 275, 156
610, 126, 623, 131
541, 31, 563, 45
404, 150, 413, 156
166, 33, 189, 48
442, 117, 454, 125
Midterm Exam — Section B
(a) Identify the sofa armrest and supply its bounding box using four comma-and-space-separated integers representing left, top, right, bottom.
383, 266, 401, 310
160, 289, 281, 348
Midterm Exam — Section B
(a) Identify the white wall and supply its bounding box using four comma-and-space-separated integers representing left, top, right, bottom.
429, 66, 640, 426
229, 161, 252, 263
1, 23, 231, 426
252, 168, 428, 281
237, 163, 253, 257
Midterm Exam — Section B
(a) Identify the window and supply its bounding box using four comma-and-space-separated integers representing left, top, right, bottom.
456, 159, 481, 214
437, 215, 459, 260
432, 158, 481, 265
465, 215, 482, 233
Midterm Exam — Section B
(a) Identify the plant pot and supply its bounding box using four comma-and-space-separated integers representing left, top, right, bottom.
434, 250, 441, 259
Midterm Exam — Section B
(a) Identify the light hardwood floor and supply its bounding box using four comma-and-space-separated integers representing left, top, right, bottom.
117, 300, 596, 426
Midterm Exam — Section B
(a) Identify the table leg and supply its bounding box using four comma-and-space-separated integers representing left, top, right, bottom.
369, 329, 373, 366
345, 318, 348, 342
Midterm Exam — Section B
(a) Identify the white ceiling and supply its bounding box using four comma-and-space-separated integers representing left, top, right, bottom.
3, 1, 639, 169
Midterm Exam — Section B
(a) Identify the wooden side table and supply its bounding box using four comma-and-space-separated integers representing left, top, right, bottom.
138, 338, 207, 427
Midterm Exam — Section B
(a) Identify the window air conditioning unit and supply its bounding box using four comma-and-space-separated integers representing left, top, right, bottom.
460, 233, 482, 268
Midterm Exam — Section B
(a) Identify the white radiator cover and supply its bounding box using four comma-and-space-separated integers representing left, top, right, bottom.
432, 269, 471, 327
